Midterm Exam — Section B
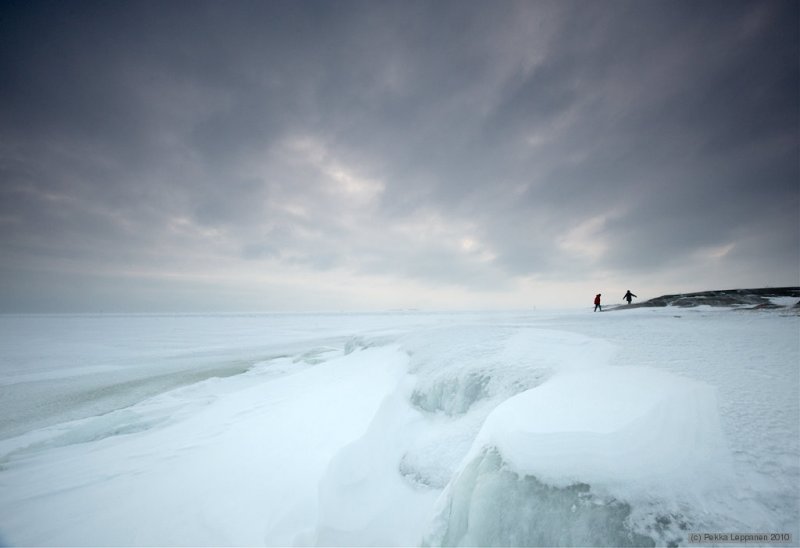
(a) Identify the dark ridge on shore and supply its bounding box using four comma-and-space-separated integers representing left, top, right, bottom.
612, 287, 800, 310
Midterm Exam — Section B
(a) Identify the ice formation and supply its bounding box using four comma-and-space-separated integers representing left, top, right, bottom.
424, 366, 738, 546
0, 307, 797, 546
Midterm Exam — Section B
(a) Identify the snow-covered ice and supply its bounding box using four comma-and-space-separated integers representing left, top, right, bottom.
0, 306, 797, 546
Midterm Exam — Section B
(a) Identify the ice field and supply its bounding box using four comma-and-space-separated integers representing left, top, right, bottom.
0, 305, 797, 546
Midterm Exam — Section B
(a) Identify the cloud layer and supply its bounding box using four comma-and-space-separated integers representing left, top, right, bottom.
1, 0, 797, 311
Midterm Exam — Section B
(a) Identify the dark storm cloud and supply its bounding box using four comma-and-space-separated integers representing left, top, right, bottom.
476, 0, 799, 277
0, 0, 797, 311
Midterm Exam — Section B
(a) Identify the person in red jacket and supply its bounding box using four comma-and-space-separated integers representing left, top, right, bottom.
594, 293, 602, 312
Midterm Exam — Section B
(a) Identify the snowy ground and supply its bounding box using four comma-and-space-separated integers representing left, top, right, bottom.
0, 305, 797, 546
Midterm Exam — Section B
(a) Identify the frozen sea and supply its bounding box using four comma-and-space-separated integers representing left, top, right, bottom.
0, 306, 797, 546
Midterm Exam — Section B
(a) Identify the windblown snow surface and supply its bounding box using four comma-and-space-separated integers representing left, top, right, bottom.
0, 305, 797, 546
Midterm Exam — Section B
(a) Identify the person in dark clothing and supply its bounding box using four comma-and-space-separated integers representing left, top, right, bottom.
623, 290, 637, 305
594, 293, 602, 312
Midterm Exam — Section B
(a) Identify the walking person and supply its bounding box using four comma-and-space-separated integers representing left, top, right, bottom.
594, 293, 602, 312
623, 290, 637, 305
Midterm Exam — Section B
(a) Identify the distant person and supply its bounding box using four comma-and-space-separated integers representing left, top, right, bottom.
594, 293, 602, 312
623, 290, 638, 305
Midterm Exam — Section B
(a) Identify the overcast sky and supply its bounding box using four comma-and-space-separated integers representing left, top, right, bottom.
1, 0, 797, 312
